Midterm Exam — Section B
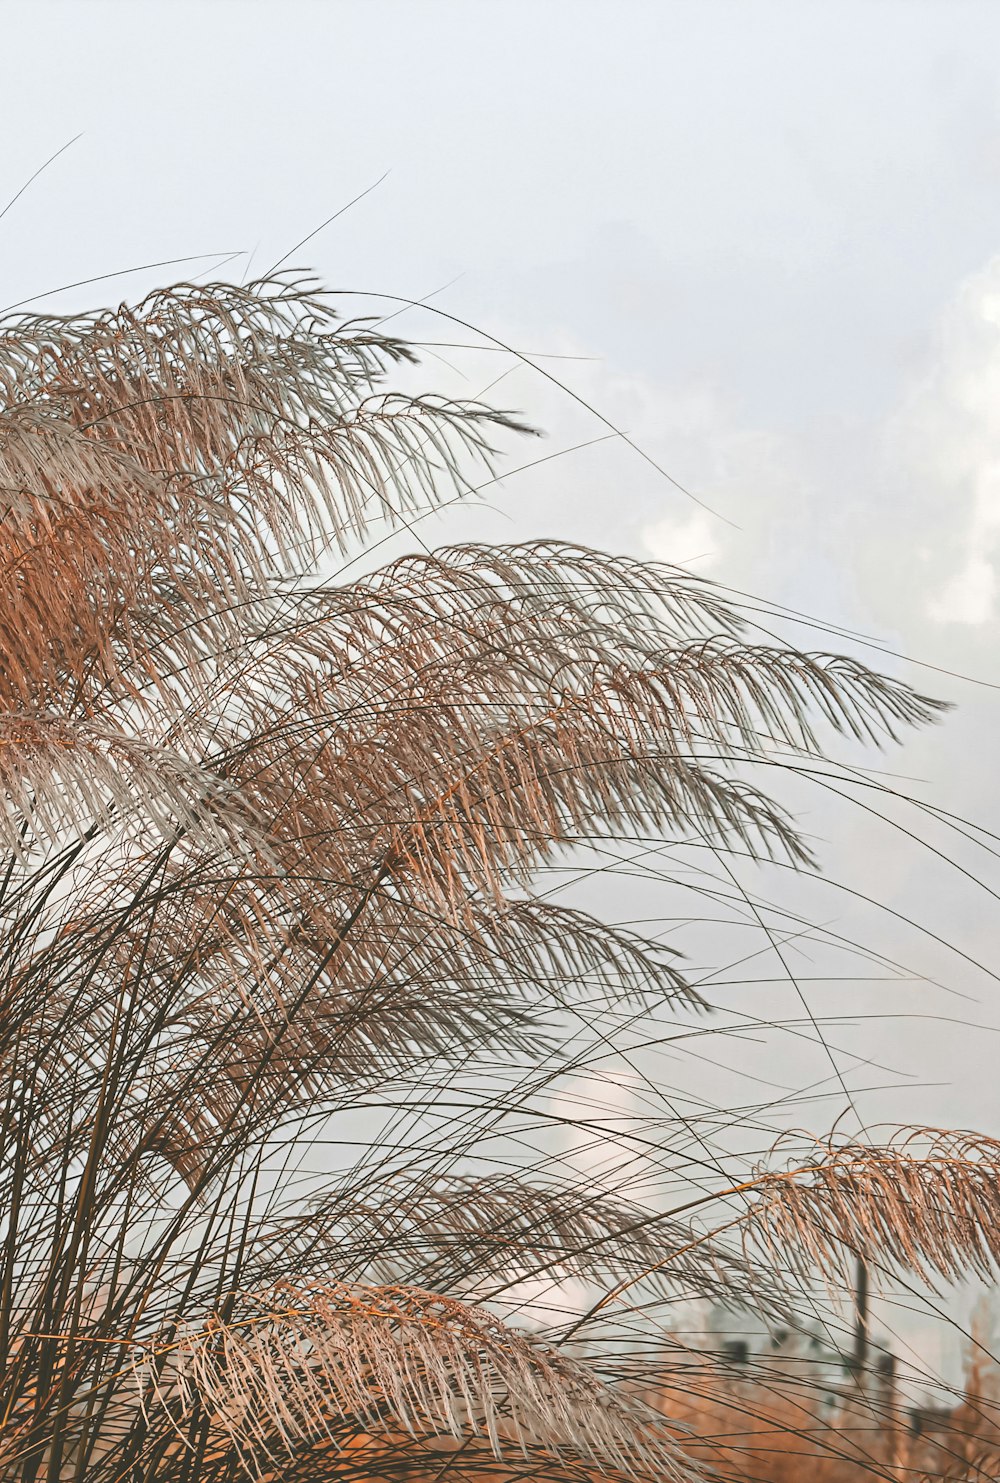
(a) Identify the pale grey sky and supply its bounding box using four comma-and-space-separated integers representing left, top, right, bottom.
5, 0, 1000, 1382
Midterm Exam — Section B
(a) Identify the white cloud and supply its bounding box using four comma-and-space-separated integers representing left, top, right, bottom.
641, 509, 720, 569
886, 255, 1000, 628
927, 553, 996, 625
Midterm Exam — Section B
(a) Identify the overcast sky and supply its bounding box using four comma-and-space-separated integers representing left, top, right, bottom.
5, 0, 1000, 1381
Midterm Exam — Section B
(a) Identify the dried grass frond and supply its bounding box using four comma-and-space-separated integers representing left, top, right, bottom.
0, 712, 258, 856
140, 1282, 700, 1481
744, 1130, 1000, 1288
0, 277, 527, 716
251, 1173, 790, 1321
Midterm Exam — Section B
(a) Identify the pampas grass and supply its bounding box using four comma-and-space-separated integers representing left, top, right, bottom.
0, 271, 991, 1480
